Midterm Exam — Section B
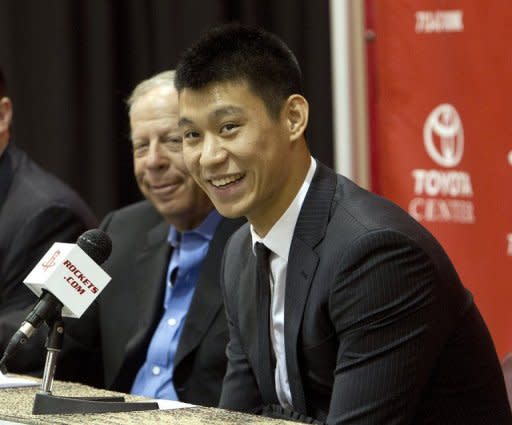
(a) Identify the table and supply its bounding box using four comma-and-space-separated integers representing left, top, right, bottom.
0, 380, 296, 424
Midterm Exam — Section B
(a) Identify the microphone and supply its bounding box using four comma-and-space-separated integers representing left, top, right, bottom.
0, 229, 112, 368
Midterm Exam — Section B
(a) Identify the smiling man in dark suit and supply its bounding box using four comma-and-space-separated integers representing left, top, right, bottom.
56, 71, 243, 407
175, 25, 512, 423
0, 67, 97, 374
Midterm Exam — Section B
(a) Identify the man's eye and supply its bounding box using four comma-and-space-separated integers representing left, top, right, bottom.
184, 130, 200, 140
162, 136, 183, 152
163, 136, 182, 144
220, 123, 239, 134
132, 141, 149, 156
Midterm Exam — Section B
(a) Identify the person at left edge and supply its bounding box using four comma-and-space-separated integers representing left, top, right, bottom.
55, 70, 244, 407
0, 66, 98, 374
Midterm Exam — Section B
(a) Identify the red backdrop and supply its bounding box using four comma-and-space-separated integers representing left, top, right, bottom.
367, 0, 512, 357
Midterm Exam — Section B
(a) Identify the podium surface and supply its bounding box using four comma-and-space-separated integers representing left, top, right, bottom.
0, 380, 295, 424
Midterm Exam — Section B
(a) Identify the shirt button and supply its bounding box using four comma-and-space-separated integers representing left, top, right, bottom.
152, 366, 161, 376
167, 318, 177, 327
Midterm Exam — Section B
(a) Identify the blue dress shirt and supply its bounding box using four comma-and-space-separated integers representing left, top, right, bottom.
131, 209, 222, 399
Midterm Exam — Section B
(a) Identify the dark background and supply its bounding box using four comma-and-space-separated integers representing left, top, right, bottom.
0, 0, 333, 220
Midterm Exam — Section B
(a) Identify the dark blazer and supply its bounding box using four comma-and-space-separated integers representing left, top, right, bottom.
57, 200, 244, 407
219, 162, 512, 424
0, 143, 97, 373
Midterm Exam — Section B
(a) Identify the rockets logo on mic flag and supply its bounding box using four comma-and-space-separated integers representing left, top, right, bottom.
24, 243, 111, 318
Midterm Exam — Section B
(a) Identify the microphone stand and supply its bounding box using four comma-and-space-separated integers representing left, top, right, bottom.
32, 315, 159, 415
38, 316, 64, 395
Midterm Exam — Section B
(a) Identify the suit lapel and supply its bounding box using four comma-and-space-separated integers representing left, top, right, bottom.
0, 144, 15, 212
122, 221, 170, 362
285, 162, 337, 413
174, 218, 243, 368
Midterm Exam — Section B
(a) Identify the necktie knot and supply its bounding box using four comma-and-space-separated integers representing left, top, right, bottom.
255, 242, 270, 265
255, 242, 272, 285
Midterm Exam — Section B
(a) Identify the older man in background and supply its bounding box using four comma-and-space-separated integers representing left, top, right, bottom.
56, 71, 243, 407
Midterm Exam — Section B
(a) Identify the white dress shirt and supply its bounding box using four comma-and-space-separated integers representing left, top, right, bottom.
250, 157, 316, 408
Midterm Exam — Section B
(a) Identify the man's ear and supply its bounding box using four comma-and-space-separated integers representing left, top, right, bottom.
284, 94, 308, 141
0, 97, 13, 134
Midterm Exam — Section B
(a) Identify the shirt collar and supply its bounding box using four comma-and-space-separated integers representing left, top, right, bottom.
251, 157, 316, 259
168, 209, 222, 247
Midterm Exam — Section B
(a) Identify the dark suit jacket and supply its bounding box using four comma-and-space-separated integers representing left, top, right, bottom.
56, 200, 244, 407
219, 162, 512, 424
0, 143, 97, 373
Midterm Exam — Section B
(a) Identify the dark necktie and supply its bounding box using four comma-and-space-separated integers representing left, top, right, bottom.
255, 242, 278, 403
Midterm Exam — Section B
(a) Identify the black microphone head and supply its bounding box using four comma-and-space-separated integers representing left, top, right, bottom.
76, 229, 112, 265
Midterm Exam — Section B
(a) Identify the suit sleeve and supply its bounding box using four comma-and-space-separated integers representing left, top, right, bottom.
0, 205, 96, 374
327, 229, 442, 425
218, 242, 263, 413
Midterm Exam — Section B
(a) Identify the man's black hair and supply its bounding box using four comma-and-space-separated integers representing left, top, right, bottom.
175, 23, 303, 119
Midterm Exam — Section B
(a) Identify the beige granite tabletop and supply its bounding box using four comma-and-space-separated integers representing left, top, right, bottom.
0, 380, 298, 424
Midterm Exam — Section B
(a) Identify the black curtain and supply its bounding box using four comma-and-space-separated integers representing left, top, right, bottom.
0, 0, 332, 219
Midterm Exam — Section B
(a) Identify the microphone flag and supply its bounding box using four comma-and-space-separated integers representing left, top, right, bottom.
23, 242, 111, 318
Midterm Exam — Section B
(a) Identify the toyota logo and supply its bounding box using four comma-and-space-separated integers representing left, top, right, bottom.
423, 104, 464, 168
